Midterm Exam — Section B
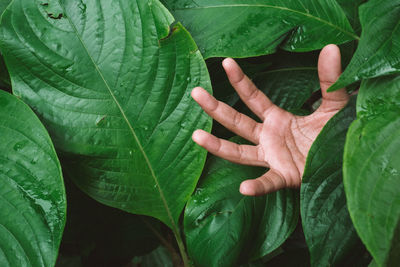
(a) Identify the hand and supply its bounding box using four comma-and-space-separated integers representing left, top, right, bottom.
191, 45, 349, 196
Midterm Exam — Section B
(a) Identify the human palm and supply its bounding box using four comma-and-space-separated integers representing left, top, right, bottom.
192, 45, 349, 196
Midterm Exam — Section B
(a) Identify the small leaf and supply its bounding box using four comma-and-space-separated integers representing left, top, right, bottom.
329, 0, 400, 91
301, 97, 363, 266
344, 74, 400, 266
0, 90, 66, 267
0, 0, 212, 231
162, 0, 356, 58
184, 147, 298, 267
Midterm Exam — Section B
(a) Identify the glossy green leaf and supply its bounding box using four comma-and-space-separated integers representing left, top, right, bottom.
0, 0, 212, 231
251, 189, 299, 261
161, 0, 356, 59
329, 0, 400, 91
344, 74, 400, 266
301, 97, 363, 266
184, 150, 298, 267
0, 90, 66, 267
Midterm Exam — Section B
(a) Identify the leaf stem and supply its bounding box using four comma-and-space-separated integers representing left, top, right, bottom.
141, 218, 176, 256
173, 229, 192, 267
142, 217, 191, 267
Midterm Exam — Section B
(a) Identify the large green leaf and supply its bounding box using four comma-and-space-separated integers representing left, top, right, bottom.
161, 0, 357, 59
301, 97, 364, 266
184, 149, 299, 267
0, 0, 212, 231
0, 90, 66, 266
344, 74, 400, 266
329, 0, 400, 91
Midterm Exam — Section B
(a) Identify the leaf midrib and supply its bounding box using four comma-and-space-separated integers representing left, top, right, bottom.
174, 4, 359, 40
58, 1, 177, 231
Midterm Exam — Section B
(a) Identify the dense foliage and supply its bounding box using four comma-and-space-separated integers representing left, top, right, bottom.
0, 0, 399, 266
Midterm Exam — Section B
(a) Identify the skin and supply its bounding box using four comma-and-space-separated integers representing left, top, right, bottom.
191, 44, 349, 196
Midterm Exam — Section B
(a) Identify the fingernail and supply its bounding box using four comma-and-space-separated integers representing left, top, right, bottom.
191, 87, 202, 99
222, 58, 234, 68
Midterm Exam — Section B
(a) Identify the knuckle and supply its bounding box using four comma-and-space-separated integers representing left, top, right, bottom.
321, 80, 335, 88
233, 112, 242, 127
261, 175, 275, 192
257, 146, 265, 162
237, 145, 244, 160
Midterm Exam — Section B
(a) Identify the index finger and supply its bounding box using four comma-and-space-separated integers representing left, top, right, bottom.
223, 58, 275, 120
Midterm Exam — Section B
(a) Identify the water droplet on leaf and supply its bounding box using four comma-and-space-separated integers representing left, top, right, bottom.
30, 157, 38, 165
13, 140, 28, 151
95, 116, 106, 126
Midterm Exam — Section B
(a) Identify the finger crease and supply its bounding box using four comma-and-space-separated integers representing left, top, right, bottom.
257, 146, 265, 162
247, 85, 259, 100
233, 72, 245, 86
251, 123, 261, 143
237, 145, 244, 161
209, 98, 220, 112
215, 138, 223, 154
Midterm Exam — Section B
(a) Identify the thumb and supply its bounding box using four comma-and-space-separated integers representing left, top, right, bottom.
317, 44, 349, 112
239, 169, 287, 196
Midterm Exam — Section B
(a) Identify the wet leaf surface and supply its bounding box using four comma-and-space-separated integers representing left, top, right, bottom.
330, 0, 400, 91
0, 90, 66, 267
162, 0, 356, 58
0, 0, 212, 231
184, 141, 298, 267
344, 74, 400, 266
301, 97, 364, 266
